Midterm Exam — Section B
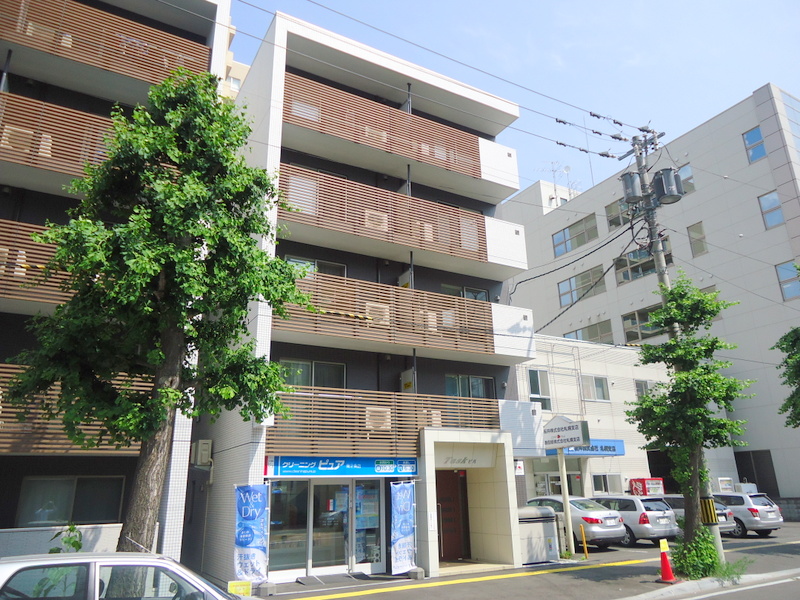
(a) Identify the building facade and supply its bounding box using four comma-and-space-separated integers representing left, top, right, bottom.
498, 83, 800, 502
0, 0, 231, 558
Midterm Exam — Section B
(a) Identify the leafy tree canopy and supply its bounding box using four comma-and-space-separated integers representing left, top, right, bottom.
8, 69, 310, 448
773, 315, 800, 428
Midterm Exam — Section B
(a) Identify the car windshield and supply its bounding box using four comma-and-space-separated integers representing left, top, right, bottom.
751, 495, 775, 507
665, 497, 684, 509
570, 499, 607, 511
642, 499, 671, 511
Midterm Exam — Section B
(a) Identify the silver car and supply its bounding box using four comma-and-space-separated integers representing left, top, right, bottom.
592, 496, 679, 546
0, 553, 257, 600
662, 493, 736, 534
714, 492, 783, 537
527, 495, 625, 548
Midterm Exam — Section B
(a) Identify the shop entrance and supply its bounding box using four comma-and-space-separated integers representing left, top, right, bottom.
436, 470, 470, 561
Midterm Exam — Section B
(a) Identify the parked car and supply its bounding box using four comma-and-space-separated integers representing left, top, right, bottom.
714, 492, 783, 537
662, 494, 736, 534
527, 495, 625, 548
0, 553, 256, 600
592, 496, 679, 547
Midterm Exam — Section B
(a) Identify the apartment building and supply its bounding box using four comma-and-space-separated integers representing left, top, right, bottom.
498, 83, 800, 503
181, 12, 536, 584
0, 0, 231, 558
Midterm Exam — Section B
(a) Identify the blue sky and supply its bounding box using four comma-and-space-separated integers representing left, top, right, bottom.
228, 0, 800, 197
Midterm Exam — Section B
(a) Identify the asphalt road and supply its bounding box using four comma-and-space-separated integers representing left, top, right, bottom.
273, 522, 800, 600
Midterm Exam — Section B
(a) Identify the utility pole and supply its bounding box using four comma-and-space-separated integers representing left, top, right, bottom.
622, 134, 726, 564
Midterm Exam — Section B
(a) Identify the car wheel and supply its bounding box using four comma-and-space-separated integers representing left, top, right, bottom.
732, 518, 747, 538
621, 526, 637, 547
756, 529, 775, 537
651, 539, 662, 546
595, 542, 611, 549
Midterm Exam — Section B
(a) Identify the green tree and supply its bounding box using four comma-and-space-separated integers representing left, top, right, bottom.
7, 70, 309, 553
626, 273, 750, 547
773, 304, 800, 428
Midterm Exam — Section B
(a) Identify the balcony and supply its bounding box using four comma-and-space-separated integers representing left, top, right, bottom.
0, 92, 111, 193
0, 219, 68, 314
272, 272, 534, 364
278, 163, 527, 279
0, 364, 141, 455
0, 0, 210, 104
267, 385, 500, 457
281, 73, 518, 203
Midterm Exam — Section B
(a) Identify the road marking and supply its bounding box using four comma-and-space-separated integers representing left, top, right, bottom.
680, 576, 800, 599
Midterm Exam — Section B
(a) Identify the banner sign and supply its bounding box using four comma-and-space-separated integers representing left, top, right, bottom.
390, 481, 416, 575
234, 484, 270, 583
542, 416, 590, 449
268, 456, 418, 477
545, 438, 625, 456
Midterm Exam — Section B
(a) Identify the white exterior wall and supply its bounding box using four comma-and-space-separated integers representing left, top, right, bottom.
479, 138, 520, 189
499, 84, 800, 497
484, 216, 528, 270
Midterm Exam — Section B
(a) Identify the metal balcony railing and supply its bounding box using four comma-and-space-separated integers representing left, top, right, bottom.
283, 72, 482, 178
268, 385, 500, 457
0, 0, 210, 84
277, 163, 489, 262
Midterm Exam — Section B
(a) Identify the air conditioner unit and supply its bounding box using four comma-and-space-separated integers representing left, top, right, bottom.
364, 125, 388, 144
38, 133, 52, 157
413, 221, 435, 242
291, 100, 321, 122
1, 126, 35, 153
425, 409, 443, 428
365, 406, 392, 430
364, 209, 389, 232
416, 310, 437, 332
365, 302, 390, 327
190, 439, 213, 466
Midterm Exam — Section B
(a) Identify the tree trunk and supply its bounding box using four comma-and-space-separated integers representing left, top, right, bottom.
117, 323, 184, 552
683, 443, 704, 543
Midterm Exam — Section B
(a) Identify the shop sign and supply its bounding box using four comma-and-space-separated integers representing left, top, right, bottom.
267, 456, 418, 477
234, 484, 269, 583
545, 438, 625, 456
434, 442, 496, 468
542, 416, 590, 449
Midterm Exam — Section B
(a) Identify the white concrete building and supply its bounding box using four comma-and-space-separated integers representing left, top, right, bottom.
498, 83, 800, 502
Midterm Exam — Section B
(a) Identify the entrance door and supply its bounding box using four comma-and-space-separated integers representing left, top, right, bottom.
436, 470, 470, 561
311, 483, 348, 569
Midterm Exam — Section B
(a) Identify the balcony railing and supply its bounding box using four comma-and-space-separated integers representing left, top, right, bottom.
0, 92, 111, 177
283, 73, 482, 178
273, 272, 496, 354
0, 219, 68, 305
0, 364, 141, 454
278, 163, 488, 262
0, 0, 210, 84
268, 385, 500, 457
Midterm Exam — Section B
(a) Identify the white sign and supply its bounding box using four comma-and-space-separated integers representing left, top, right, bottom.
542, 416, 590, 449
434, 443, 496, 468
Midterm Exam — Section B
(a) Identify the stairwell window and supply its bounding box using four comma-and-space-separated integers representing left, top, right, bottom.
614, 240, 672, 285
558, 265, 606, 306
622, 304, 663, 342
687, 222, 708, 257
605, 199, 631, 230
743, 126, 767, 163
552, 214, 598, 257
677, 164, 695, 194
564, 319, 613, 344
759, 191, 785, 229
581, 375, 610, 401
528, 369, 552, 411
776, 261, 800, 301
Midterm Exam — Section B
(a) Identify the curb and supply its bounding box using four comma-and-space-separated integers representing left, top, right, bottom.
622, 567, 800, 599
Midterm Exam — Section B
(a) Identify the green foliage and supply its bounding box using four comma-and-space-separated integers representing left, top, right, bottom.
773, 323, 800, 428
672, 525, 719, 579
49, 523, 83, 553
7, 69, 311, 447
714, 557, 753, 586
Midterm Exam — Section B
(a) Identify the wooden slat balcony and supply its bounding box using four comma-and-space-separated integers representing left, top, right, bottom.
0, 363, 141, 455
273, 272, 495, 355
0, 0, 210, 84
0, 218, 68, 306
268, 385, 500, 457
0, 92, 111, 178
277, 163, 488, 263
283, 72, 481, 179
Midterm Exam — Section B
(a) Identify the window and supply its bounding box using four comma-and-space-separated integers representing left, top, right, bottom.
557, 265, 606, 306
16, 476, 124, 527
445, 374, 495, 399
225, 76, 241, 93
759, 191, 785, 229
286, 256, 346, 277
687, 222, 708, 257
0, 564, 88, 599
552, 214, 598, 257
441, 284, 489, 301
743, 126, 767, 163
528, 370, 552, 411
280, 359, 346, 388
593, 474, 623, 494
581, 375, 609, 401
605, 199, 631, 230
635, 379, 655, 400
614, 240, 672, 285
776, 261, 800, 301
98, 564, 204, 600
622, 304, 663, 342
677, 164, 695, 194
564, 319, 613, 344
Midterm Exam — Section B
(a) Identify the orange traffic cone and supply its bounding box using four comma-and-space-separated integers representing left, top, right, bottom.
657, 544, 679, 584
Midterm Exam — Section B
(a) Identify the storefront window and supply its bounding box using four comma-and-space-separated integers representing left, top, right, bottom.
269, 481, 309, 570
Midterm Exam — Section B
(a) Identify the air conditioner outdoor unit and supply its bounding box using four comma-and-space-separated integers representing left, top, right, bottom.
364, 125, 388, 144
364, 209, 389, 232
365, 302, 390, 327
1, 125, 35, 153
365, 406, 392, 430
413, 221, 435, 242
190, 439, 213, 466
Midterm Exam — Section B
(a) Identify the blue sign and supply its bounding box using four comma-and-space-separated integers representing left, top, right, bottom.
545, 438, 625, 456
270, 456, 418, 477
234, 484, 270, 583
390, 481, 416, 574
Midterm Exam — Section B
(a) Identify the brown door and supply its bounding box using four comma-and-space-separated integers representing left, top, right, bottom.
436, 470, 470, 561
